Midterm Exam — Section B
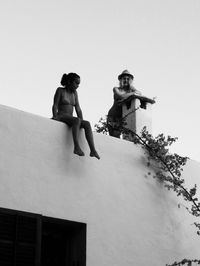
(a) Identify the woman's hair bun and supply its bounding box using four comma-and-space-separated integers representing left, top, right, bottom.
60, 72, 80, 86
60, 73, 68, 86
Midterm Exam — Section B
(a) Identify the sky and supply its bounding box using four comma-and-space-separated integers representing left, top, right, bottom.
0, 0, 200, 161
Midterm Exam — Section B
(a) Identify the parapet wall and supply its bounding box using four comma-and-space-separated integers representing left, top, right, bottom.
0, 104, 200, 266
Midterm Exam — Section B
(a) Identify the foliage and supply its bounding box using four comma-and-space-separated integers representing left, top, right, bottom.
94, 117, 109, 135
166, 259, 200, 265
95, 116, 200, 265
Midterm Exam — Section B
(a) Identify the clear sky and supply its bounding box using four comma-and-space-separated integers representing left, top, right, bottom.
0, 0, 200, 161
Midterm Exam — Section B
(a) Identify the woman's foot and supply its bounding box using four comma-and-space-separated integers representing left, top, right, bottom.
90, 150, 100, 160
74, 146, 85, 156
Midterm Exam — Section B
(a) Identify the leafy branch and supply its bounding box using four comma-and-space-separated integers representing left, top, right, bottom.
166, 259, 200, 265
95, 116, 200, 265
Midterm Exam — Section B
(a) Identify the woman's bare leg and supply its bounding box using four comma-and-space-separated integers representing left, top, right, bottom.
59, 115, 84, 156
72, 118, 85, 156
81, 120, 100, 159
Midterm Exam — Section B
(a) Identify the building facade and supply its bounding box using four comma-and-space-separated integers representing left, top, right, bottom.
0, 104, 200, 266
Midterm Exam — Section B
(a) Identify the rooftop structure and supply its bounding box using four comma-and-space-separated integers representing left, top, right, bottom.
122, 94, 155, 139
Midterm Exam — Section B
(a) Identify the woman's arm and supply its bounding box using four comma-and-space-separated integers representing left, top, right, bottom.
113, 86, 141, 101
74, 91, 83, 119
130, 86, 142, 96
52, 87, 61, 119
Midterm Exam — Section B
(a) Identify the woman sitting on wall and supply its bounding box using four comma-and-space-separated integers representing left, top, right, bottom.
52, 73, 100, 159
107, 70, 141, 138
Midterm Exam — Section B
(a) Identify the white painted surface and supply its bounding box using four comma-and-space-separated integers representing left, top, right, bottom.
122, 98, 153, 136
0, 104, 200, 266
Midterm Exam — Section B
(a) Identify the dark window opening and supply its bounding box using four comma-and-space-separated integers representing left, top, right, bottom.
42, 216, 86, 266
0, 208, 86, 266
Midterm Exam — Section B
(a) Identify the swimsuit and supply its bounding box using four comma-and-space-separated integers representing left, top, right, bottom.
58, 89, 76, 107
56, 89, 76, 119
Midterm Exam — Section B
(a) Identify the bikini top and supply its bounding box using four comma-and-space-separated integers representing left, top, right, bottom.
59, 88, 76, 107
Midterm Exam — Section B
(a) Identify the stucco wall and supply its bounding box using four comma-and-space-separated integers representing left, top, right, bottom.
0, 104, 200, 266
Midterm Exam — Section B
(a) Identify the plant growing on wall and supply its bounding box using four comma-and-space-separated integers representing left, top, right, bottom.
94, 117, 200, 266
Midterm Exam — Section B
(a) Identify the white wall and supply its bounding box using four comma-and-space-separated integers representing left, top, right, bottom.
0, 104, 200, 266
